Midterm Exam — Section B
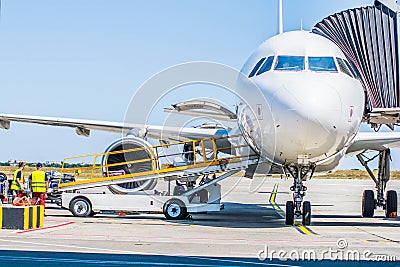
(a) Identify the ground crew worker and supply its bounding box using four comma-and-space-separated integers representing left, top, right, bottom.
183, 143, 194, 163
29, 162, 48, 207
10, 162, 25, 198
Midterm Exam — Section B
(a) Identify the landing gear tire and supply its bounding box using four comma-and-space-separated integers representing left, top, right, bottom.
385, 190, 398, 218
362, 190, 375, 218
285, 201, 294, 225
163, 199, 188, 220
70, 197, 92, 217
302, 201, 311, 226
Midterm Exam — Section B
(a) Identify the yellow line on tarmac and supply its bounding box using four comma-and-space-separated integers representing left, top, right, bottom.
294, 221, 314, 235
269, 184, 285, 218
269, 183, 316, 235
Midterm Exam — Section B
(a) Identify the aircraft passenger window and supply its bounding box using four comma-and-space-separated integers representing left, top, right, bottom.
257, 56, 274, 75
336, 58, 353, 77
274, 56, 305, 71
248, 58, 266, 78
308, 57, 337, 72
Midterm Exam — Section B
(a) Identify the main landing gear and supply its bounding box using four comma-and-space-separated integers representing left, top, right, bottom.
357, 149, 398, 218
284, 164, 315, 226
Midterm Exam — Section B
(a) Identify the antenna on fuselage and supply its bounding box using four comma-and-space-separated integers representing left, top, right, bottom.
278, 0, 283, 34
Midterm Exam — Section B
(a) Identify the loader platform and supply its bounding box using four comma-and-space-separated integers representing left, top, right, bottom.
57, 135, 259, 191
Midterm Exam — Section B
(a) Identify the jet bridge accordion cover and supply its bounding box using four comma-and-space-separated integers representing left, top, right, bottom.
313, 1, 400, 112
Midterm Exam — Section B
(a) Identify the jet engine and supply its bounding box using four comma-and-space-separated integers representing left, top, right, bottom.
102, 137, 157, 194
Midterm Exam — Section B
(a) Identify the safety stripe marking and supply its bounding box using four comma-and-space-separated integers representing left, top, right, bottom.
269, 183, 316, 235
23, 207, 29, 230
39, 205, 44, 227
269, 184, 285, 218
32, 206, 37, 228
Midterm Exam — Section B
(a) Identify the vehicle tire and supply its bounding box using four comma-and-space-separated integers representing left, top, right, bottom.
163, 199, 188, 220
362, 190, 375, 218
285, 201, 294, 225
385, 190, 398, 218
69, 197, 92, 217
302, 201, 311, 226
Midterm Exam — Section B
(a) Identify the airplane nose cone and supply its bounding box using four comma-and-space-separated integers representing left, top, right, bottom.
271, 79, 343, 162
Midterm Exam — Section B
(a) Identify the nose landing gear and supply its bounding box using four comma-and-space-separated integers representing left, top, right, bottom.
284, 164, 314, 226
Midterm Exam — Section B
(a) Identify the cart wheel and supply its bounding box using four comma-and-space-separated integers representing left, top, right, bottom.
70, 197, 92, 217
163, 199, 188, 220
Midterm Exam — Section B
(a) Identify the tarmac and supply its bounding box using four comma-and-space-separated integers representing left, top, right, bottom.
0, 177, 399, 266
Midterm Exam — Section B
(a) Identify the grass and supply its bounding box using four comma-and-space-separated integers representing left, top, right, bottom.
0, 166, 99, 181
262, 170, 400, 180
313, 170, 400, 180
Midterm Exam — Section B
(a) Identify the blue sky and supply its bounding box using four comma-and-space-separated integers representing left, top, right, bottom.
0, 0, 392, 170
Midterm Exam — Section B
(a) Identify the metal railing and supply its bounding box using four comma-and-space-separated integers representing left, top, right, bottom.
58, 134, 258, 189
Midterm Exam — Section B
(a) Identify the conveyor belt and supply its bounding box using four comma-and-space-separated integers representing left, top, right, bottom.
57, 135, 259, 191
57, 158, 258, 191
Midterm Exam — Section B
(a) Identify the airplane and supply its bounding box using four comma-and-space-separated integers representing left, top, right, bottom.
0, 1, 399, 226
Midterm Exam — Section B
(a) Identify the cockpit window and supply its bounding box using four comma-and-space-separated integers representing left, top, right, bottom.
343, 59, 358, 78
274, 56, 305, 71
248, 58, 265, 78
308, 57, 337, 72
336, 58, 353, 77
257, 56, 274, 75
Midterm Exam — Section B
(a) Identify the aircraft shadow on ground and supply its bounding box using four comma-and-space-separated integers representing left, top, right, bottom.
311, 214, 400, 227
166, 202, 286, 229
47, 202, 286, 229
45, 202, 400, 228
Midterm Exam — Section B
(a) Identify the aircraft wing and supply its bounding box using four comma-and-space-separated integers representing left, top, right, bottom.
0, 113, 229, 141
346, 132, 400, 156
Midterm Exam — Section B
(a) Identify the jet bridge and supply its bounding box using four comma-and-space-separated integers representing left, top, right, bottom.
313, 0, 400, 129
313, 1, 400, 219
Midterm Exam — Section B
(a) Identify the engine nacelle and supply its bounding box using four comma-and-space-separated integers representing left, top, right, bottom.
102, 137, 157, 194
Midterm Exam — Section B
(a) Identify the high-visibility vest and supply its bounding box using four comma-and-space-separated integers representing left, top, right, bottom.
10, 170, 23, 191
31, 170, 46, 193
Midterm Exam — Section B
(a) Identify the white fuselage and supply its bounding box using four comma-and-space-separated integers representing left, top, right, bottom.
236, 31, 364, 170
